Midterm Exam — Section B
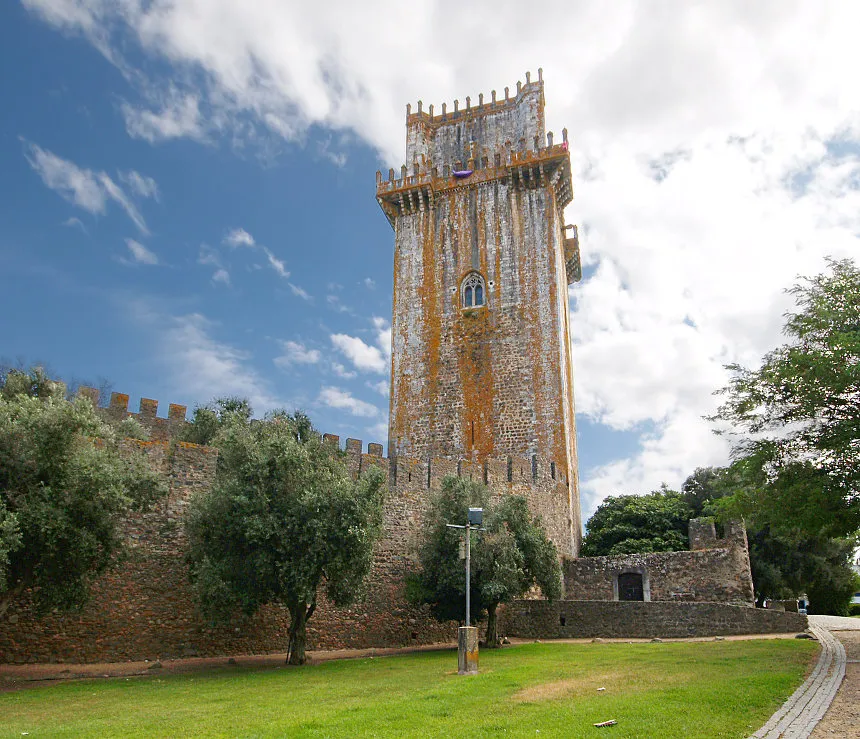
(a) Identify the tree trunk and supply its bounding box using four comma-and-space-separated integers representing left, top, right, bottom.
286, 598, 316, 665
485, 603, 500, 648
287, 604, 308, 665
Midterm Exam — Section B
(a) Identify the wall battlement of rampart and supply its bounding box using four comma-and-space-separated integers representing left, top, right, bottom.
403, 69, 544, 126
78, 387, 573, 497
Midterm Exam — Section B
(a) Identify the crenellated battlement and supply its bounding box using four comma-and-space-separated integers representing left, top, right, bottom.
375, 133, 572, 228
375, 71, 572, 229
321, 432, 571, 493
404, 69, 544, 128
78, 387, 189, 443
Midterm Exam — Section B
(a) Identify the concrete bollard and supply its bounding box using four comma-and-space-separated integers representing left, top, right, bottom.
458, 626, 479, 675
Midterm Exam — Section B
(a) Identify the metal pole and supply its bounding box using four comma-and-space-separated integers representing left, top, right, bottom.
465, 519, 471, 626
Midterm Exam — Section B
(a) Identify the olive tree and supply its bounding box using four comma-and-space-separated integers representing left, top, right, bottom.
185, 408, 386, 664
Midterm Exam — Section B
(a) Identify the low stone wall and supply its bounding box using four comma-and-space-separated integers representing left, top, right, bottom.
499, 600, 808, 640
564, 520, 756, 606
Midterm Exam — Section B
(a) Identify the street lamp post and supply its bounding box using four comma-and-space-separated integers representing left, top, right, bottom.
447, 507, 484, 675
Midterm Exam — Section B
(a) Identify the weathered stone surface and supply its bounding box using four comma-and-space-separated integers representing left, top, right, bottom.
383, 76, 580, 557
563, 518, 756, 606
458, 626, 479, 675
499, 600, 808, 639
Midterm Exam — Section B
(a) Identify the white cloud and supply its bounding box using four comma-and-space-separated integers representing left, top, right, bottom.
288, 283, 312, 301
224, 228, 255, 248
367, 379, 389, 397
371, 316, 392, 362
24, 142, 149, 233
363, 277, 375, 290
62, 216, 86, 231
124, 237, 158, 265
326, 294, 352, 314
331, 333, 386, 374
274, 340, 321, 368
120, 170, 159, 200
263, 247, 289, 279
331, 362, 356, 380
366, 419, 389, 443
155, 312, 283, 414
122, 90, 205, 143
26, 0, 860, 517
318, 386, 380, 418
198, 245, 230, 285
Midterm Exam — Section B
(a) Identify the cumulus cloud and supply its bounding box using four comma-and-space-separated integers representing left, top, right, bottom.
223, 228, 255, 248
24, 141, 149, 233
211, 269, 230, 285
26, 0, 860, 514
367, 379, 389, 397
318, 386, 380, 418
331, 362, 356, 380
274, 340, 321, 368
124, 238, 158, 265
330, 327, 389, 374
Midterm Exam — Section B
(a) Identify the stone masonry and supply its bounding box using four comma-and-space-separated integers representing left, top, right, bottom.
564, 519, 756, 605
0, 389, 571, 663
0, 75, 793, 663
378, 69, 582, 556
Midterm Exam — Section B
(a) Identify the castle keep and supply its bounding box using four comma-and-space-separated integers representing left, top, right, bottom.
0, 74, 805, 665
378, 69, 582, 555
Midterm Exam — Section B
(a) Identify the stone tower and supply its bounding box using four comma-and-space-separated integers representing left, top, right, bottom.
376, 70, 582, 555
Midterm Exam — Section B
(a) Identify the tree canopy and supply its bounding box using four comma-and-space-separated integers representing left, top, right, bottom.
185, 407, 386, 664
180, 396, 254, 446
711, 258, 860, 538
580, 487, 691, 556
0, 367, 165, 616
408, 476, 561, 647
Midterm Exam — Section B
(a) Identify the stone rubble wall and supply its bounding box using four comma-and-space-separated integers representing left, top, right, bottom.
0, 414, 572, 664
563, 518, 756, 606
498, 600, 808, 640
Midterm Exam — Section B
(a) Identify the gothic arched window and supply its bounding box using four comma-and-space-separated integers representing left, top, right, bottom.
461, 272, 486, 309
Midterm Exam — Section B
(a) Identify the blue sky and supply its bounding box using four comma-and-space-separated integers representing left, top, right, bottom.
2, 1, 859, 522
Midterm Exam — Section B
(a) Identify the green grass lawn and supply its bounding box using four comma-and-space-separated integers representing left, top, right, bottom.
0, 639, 817, 738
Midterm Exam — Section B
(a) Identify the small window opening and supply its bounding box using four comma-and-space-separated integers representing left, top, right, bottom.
551, 461, 556, 480
559, 616, 567, 627
461, 272, 486, 309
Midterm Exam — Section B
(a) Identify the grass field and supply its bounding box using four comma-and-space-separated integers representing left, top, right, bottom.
0, 639, 817, 738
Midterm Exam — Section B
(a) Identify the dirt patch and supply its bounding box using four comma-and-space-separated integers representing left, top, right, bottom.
811, 632, 860, 739
837, 630, 860, 662
510, 667, 691, 704
512, 672, 627, 703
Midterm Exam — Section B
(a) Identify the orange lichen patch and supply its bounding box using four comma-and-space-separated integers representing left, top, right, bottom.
420, 208, 442, 457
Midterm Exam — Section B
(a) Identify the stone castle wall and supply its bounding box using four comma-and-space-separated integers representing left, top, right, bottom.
498, 600, 807, 640
0, 391, 572, 664
564, 520, 756, 606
